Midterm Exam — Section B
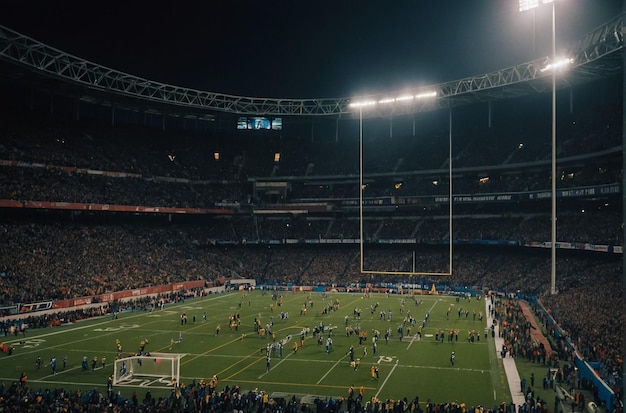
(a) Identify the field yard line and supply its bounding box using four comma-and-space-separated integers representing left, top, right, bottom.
207, 325, 319, 381
216, 342, 276, 380
343, 295, 369, 310
222, 328, 316, 381
9, 326, 149, 361
316, 353, 349, 384
222, 352, 265, 381
405, 334, 418, 350
4, 316, 128, 344
37, 364, 83, 380
427, 299, 439, 313
2, 293, 232, 346
3, 364, 103, 387
257, 347, 295, 379
181, 334, 252, 366
375, 359, 399, 398
2, 295, 233, 360
2, 377, 105, 388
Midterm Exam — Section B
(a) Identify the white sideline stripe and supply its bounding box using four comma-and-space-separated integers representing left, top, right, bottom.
375, 359, 398, 398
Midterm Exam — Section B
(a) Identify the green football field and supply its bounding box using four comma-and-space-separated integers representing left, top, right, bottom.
0, 291, 511, 407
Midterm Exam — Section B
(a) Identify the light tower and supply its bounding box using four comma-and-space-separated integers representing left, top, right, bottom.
519, 0, 565, 295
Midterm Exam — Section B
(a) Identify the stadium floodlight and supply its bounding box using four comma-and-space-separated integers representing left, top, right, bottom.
519, 0, 553, 12
540, 57, 574, 72
415, 91, 437, 99
395, 95, 414, 102
349, 100, 377, 108
350, 90, 436, 110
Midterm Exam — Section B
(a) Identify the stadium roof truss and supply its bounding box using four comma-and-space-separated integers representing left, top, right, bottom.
0, 13, 622, 118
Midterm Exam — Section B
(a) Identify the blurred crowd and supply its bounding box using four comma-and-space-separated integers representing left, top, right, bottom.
0, 379, 542, 413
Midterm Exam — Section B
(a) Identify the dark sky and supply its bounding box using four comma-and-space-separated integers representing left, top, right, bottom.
1, 1, 621, 99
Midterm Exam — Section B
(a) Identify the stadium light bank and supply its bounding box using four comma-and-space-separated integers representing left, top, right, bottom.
540, 57, 574, 73
348, 91, 437, 109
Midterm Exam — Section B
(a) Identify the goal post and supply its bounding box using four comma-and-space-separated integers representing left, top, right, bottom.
357, 105, 453, 277
113, 353, 183, 386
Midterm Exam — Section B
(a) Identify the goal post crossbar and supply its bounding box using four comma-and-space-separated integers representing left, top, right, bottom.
357, 108, 454, 277
361, 270, 452, 276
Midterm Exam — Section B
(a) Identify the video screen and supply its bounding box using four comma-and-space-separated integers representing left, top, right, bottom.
236, 117, 247, 130
250, 117, 271, 130
237, 117, 282, 131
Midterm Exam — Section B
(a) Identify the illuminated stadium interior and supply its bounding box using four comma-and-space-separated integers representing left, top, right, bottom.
0, 3, 623, 412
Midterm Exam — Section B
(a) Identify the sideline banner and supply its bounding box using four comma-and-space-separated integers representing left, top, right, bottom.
52, 280, 206, 309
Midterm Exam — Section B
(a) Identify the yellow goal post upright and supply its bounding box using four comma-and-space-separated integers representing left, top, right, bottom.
357, 105, 453, 279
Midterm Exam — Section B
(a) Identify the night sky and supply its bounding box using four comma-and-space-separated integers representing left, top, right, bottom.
1, 1, 621, 99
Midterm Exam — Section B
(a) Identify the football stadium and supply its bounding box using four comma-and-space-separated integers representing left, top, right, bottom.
0, 3, 624, 413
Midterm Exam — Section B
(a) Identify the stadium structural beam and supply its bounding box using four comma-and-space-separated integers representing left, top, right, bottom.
0, 15, 622, 118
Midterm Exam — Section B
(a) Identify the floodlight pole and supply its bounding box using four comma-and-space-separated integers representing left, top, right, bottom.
359, 107, 364, 274
521, 0, 558, 295
550, 0, 557, 295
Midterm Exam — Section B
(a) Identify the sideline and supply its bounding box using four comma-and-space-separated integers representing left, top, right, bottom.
486, 298, 525, 407
518, 301, 552, 360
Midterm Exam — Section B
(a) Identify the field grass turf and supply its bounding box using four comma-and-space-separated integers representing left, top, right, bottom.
0, 290, 512, 407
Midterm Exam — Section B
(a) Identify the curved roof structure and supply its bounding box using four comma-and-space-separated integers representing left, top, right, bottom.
0, 14, 622, 119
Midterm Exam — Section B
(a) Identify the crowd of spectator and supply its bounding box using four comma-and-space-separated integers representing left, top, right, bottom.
0, 211, 622, 376
1, 153, 620, 206
0, 212, 621, 302
0, 378, 519, 413
0, 76, 622, 206
541, 281, 623, 392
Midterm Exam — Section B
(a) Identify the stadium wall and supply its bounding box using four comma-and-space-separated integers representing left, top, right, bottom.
51, 281, 206, 309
